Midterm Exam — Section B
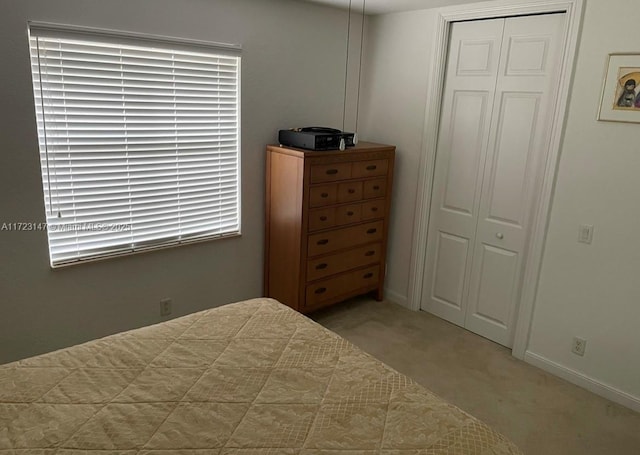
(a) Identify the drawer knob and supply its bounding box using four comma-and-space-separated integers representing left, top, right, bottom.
317, 239, 329, 245
371, 207, 378, 212
315, 287, 327, 294
363, 273, 374, 279
316, 263, 328, 270
366, 228, 377, 234
366, 165, 377, 171
373, 185, 380, 190
321, 193, 329, 198
347, 211, 354, 216
348, 188, 356, 194
320, 216, 328, 221
365, 251, 375, 257
326, 169, 339, 175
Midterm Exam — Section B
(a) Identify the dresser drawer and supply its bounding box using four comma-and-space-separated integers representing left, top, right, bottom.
308, 220, 384, 257
310, 162, 351, 183
362, 199, 385, 220
335, 203, 362, 226
352, 159, 388, 178
363, 178, 387, 199
308, 207, 335, 232
337, 181, 363, 203
305, 266, 380, 307
308, 204, 362, 231
310, 184, 338, 207
306, 243, 382, 281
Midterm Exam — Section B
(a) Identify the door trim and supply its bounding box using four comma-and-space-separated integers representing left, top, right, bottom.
407, 0, 585, 360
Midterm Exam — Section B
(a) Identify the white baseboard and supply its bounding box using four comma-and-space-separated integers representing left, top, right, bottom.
524, 351, 640, 413
384, 288, 410, 309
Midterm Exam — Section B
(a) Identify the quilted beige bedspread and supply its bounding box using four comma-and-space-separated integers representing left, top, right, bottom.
0, 298, 523, 454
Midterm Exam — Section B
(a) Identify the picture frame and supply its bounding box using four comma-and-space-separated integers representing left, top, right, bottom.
598, 53, 640, 123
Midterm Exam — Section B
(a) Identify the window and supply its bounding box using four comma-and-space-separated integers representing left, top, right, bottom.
29, 24, 241, 267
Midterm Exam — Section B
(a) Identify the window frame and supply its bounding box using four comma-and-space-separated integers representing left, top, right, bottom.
28, 22, 242, 268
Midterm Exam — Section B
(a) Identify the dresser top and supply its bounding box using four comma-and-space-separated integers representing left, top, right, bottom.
267, 141, 395, 158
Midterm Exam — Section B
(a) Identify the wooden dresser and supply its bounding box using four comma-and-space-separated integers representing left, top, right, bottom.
264, 142, 395, 313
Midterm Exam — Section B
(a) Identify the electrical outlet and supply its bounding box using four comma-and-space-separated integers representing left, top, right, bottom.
572, 337, 587, 356
578, 224, 594, 244
160, 298, 172, 317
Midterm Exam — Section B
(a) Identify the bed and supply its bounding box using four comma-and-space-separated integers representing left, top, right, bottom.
0, 298, 523, 454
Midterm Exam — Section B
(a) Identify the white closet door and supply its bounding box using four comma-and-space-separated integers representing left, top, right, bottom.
464, 14, 565, 347
421, 14, 565, 348
421, 19, 504, 326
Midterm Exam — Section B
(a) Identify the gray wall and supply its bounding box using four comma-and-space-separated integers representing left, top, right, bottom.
358, 1, 640, 404
358, 9, 436, 305
0, 0, 352, 363
528, 0, 640, 400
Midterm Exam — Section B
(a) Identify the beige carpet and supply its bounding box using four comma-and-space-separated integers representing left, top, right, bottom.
311, 298, 640, 455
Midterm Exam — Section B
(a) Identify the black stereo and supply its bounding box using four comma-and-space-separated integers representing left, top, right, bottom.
278, 127, 355, 151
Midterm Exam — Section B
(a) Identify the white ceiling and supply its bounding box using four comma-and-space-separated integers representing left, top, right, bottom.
300, 0, 479, 15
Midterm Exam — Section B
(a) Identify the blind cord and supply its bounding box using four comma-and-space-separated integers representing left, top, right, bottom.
355, 0, 366, 134
342, 0, 352, 133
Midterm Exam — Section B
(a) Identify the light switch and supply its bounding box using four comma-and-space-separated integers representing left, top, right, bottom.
578, 224, 594, 244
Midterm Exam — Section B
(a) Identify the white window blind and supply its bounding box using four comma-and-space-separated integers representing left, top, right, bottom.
29, 25, 241, 267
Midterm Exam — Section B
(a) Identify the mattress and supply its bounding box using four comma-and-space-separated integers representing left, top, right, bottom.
0, 298, 523, 454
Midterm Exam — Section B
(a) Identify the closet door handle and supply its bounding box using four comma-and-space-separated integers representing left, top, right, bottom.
315, 287, 327, 294
366, 165, 377, 171
315, 263, 328, 270
367, 228, 377, 234
326, 169, 339, 175
317, 239, 329, 245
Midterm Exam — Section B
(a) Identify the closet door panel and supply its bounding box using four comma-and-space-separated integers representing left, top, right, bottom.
486, 92, 541, 229
466, 14, 566, 347
442, 91, 490, 217
465, 242, 520, 346
421, 18, 505, 325
432, 231, 469, 310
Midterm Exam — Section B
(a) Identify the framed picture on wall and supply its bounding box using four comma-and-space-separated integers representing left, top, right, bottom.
598, 53, 640, 123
